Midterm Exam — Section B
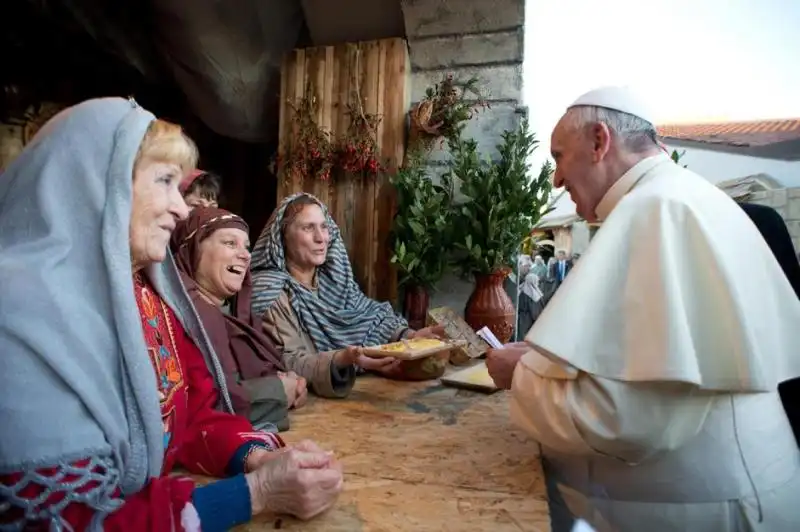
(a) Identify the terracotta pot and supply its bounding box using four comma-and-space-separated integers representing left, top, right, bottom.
464, 268, 515, 344
403, 284, 430, 331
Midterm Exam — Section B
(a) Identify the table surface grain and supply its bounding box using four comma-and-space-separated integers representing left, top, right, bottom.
208, 371, 551, 531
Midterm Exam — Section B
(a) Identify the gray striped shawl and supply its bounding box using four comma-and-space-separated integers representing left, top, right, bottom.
250, 193, 407, 352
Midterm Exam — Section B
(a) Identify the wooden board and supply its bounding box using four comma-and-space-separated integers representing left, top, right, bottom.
362, 338, 465, 360
427, 306, 489, 364
277, 39, 409, 304
441, 362, 500, 394
210, 375, 551, 531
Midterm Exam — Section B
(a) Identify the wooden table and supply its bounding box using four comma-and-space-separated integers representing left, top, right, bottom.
236, 373, 551, 531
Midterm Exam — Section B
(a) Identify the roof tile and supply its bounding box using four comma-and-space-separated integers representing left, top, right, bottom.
657, 118, 800, 147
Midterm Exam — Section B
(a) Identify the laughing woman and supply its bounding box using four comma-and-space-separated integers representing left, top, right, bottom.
0, 98, 342, 530
171, 206, 308, 432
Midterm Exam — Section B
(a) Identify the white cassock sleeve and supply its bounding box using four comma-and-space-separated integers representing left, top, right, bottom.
510, 348, 716, 464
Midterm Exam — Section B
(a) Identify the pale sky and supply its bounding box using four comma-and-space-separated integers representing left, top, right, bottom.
523, 0, 800, 167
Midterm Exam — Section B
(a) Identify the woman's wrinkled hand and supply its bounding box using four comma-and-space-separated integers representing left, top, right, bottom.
246, 439, 333, 472
278, 372, 307, 409
333, 346, 362, 368
292, 375, 308, 408
245, 448, 343, 520
290, 439, 330, 455
356, 354, 401, 373
406, 325, 446, 340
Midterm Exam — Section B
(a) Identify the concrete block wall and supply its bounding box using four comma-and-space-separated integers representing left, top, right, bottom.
403, 0, 526, 164
748, 188, 800, 254
401, 0, 526, 314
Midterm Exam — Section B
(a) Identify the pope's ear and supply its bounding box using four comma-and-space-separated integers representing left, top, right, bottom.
590, 122, 612, 162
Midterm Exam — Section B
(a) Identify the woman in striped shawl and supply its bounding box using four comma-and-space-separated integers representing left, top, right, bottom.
250, 193, 445, 391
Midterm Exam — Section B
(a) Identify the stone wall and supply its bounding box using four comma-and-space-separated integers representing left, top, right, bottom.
401, 0, 526, 314
746, 188, 800, 254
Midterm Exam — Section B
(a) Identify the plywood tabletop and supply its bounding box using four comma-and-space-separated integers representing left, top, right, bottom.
198, 373, 550, 531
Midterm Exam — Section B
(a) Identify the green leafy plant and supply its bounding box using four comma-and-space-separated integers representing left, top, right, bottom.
446, 118, 553, 276
389, 149, 455, 290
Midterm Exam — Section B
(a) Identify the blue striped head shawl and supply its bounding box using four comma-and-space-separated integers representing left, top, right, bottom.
250, 193, 407, 351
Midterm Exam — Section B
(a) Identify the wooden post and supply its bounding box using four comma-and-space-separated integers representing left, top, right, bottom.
277, 38, 409, 305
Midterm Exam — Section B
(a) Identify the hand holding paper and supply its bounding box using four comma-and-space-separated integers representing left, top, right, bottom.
476, 326, 503, 349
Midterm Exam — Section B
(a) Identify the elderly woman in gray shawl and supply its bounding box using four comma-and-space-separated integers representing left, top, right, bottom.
251, 193, 445, 390
516, 259, 546, 339
0, 99, 342, 531
531, 255, 547, 278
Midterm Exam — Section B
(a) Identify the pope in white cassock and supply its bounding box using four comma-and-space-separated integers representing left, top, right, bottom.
486, 86, 800, 532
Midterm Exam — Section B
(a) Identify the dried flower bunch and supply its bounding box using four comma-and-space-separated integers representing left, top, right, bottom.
279, 83, 334, 182
276, 82, 384, 183
409, 74, 489, 150
334, 100, 383, 176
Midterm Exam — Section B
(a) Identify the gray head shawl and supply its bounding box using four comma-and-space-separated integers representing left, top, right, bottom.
0, 98, 233, 529
250, 193, 407, 352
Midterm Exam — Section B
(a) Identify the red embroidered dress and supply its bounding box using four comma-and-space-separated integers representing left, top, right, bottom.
1, 274, 283, 531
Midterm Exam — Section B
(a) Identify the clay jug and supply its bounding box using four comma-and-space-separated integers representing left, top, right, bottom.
403, 284, 430, 331
464, 268, 515, 344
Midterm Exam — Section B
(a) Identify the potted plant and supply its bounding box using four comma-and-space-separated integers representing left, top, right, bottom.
445, 117, 553, 343
389, 149, 454, 329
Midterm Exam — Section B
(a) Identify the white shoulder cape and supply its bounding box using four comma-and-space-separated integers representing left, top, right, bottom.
527, 160, 800, 392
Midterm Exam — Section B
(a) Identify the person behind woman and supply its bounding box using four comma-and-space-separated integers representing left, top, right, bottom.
0, 98, 342, 531
739, 201, 800, 447
181, 169, 222, 210
171, 206, 308, 432
250, 193, 445, 390
516, 261, 546, 339
539, 256, 559, 305
531, 255, 547, 278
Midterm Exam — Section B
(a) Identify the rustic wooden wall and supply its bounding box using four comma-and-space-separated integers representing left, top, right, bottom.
277, 38, 409, 304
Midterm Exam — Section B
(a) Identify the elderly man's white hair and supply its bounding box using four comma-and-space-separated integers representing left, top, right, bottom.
563, 86, 659, 154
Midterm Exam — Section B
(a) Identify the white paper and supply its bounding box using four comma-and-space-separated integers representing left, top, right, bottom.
476, 326, 503, 349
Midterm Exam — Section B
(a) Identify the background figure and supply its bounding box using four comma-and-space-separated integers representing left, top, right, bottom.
739, 201, 800, 445
514, 255, 533, 340
740, 202, 800, 299
531, 255, 548, 278
180, 169, 223, 209
518, 254, 533, 279
549, 249, 573, 286
516, 265, 546, 339
540, 257, 559, 305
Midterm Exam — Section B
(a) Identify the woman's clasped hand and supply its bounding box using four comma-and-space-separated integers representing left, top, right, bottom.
246, 445, 343, 520
278, 371, 309, 409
